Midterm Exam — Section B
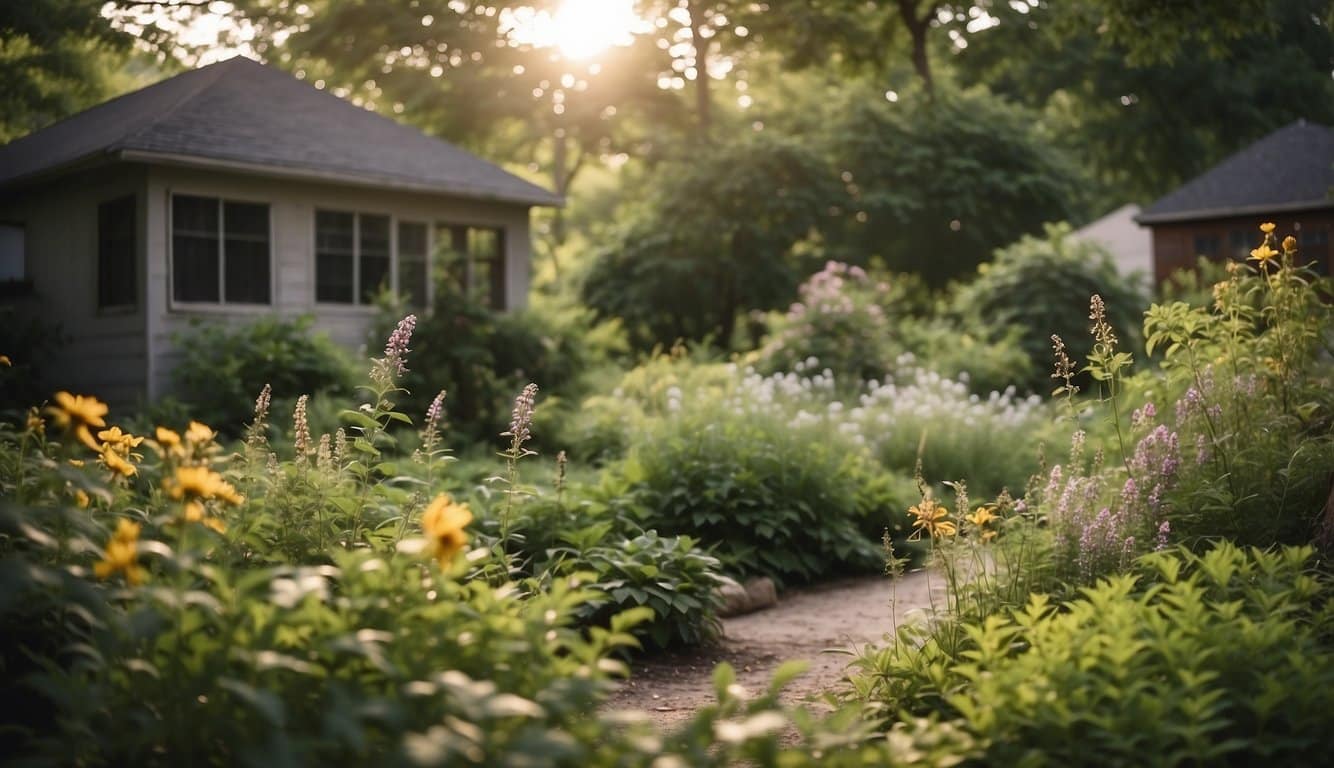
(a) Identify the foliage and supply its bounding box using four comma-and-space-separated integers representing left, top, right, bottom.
580, 131, 838, 347
753, 260, 896, 381
953, 0, 1334, 205
607, 369, 909, 585
0, 305, 66, 415
822, 84, 1085, 286
171, 315, 356, 433
951, 223, 1147, 393
851, 543, 1334, 766
383, 287, 627, 444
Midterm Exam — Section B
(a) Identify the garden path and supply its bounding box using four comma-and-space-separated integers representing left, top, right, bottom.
604, 569, 942, 726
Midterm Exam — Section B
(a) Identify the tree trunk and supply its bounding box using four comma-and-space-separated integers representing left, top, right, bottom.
896, 0, 933, 94
686, 0, 712, 140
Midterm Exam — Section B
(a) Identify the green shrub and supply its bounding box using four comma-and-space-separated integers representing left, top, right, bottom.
171, 315, 356, 432
853, 543, 1334, 766
613, 397, 893, 585
951, 223, 1147, 393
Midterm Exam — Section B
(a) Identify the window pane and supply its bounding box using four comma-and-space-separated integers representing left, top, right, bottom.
224, 201, 268, 239
173, 234, 219, 302
226, 238, 270, 303
360, 214, 390, 303
98, 196, 136, 308
316, 210, 355, 303
398, 221, 428, 307
398, 221, 427, 257
1193, 234, 1219, 258
0, 224, 23, 282
173, 195, 218, 235
433, 223, 468, 295
317, 252, 354, 303
468, 227, 504, 310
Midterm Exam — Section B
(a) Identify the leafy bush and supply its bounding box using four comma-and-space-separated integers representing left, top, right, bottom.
753, 260, 897, 381
851, 543, 1334, 766
951, 223, 1148, 393
384, 287, 627, 444
0, 305, 65, 415
171, 315, 356, 432
613, 394, 895, 585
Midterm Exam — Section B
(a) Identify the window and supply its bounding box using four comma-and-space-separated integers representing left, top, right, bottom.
317, 211, 431, 306
435, 223, 506, 310
171, 194, 271, 304
1193, 234, 1220, 258
398, 221, 428, 308
0, 224, 22, 282
1301, 229, 1329, 276
98, 196, 136, 308
1228, 229, 1249, 261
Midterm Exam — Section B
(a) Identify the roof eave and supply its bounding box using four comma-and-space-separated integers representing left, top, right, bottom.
1135, 198, 1334, 225
117, 149, 564, 207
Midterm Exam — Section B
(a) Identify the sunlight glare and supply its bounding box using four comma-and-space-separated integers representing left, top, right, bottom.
506, 0, 645, 61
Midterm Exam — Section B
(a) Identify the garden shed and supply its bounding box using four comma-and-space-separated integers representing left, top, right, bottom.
0, 55, 560, 406
1136, 120, 1334, 284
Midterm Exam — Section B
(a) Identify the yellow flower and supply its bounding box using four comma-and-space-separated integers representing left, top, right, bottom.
94, 519, 145, 586
1259, 222, 1276, 234
99, 446, 137, 477
97, 426, 143, 455
421, 493, 472, 566
183, 500, 227, 533
1249, 243, 1278, 265
45, 392, 108, 452
164, 466, 243, 505
75, 489, 90, 508
0, 354, 10, 366
965, 505, 999, 542
156, 426, 181, 447
185, 421, 215, 446
25, 408, 44, 435
908, 499, 957, 539
1282, 235, 1297, 253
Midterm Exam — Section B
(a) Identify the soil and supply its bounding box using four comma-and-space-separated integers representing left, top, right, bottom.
603, 569, 944, 727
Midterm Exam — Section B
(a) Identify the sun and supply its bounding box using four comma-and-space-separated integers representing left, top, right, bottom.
504, 0, 646, 61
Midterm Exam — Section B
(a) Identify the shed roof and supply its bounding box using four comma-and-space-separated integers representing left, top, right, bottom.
1137, 120, 1334, 224
0, 56, 560, 207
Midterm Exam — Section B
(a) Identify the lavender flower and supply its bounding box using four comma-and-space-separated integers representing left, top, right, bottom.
504, 383, 539, 450
425, 390, 447, 433
382, 314, 418, 378
1155, 520, 1171, 551
293, 394, 311, 461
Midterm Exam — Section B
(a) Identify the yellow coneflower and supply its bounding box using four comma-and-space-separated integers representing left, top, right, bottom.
1259, 222, 1276, 234
1282, 235, 1298, 254
1249, 243, 1278, 266
94, 519, 145, 585
99, 446, 137, 477
908, 499, 957, 539
45, 392, 108, 452
421, 493, 473, 566
185, 421, 215, 447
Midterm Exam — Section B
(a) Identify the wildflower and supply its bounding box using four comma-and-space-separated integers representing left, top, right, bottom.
1155, 520, 1171, 551
425, 390, 447, 432
503, 383, 539, 450
94, 519, 145, 585
1281, 235, 1297, 253
382, 314, 418, 378
293, 394, 311, 459
155, 426, 181, 448
25, 408, 44, 435
45, 392, 108, 451
421, 493, 472, 566
183, 500, 227, 533
99, 445, 137, 477
316, 434, 332, 471
75, 489, 90, 508
253, 383, 272, 424
1259, 222, 1276, 234
97, 426, 143, 458
1050, 334, 1079, 397
164, 466, 243, 506
1249, 243, 1278, 265
185, 421, 215, 447
1089, 295, 1117, 350
0, 354, 9, 366
965, 506, 999, 541
908, 499, 957, 539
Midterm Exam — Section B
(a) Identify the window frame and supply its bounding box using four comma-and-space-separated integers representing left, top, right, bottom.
167, 191, 275, 312
0, 220, 25, 284
314, 209, 434, 310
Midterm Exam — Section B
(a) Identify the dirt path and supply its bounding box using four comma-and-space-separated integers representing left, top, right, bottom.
604, 570, 943, 726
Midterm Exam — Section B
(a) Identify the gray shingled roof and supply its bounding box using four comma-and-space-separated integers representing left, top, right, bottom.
0, 56, 560, 207
1137, 121, 1334, 224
